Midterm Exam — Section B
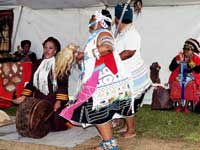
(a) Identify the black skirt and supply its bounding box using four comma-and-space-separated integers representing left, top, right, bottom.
71, 94, 145, 125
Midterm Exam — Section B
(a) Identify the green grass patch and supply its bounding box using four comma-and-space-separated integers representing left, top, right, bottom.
3, 104, 200, 143
135, 105, 200, 142
1, 104, 17, 116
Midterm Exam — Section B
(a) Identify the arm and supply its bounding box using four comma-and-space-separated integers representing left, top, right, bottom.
54, 74, 69, 111
119, 50, 136, 60
22, 60, 41, 95
169, 57, 179, 71
191, 65, 200, 73
187, 55, 200, 73
13, 60, 41, 104
96, 31, 114, 56
75, 51, 84, 61
29, 52, 37, 63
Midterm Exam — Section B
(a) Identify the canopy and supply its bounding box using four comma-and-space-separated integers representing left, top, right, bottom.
1, 0, 200, 103
1, 0, 200, 9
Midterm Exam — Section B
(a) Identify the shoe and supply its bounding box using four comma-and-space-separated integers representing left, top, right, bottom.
175, 106, 182, 113
184, 107, 190, 114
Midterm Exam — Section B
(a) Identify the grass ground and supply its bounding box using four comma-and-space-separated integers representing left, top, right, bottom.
2, 104, 200, 150
2, 104, 17, 116
3, 104, 200, 142
135, 105, 200, 142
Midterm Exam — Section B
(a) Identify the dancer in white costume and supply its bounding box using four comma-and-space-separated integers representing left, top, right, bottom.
60, 10, 135, 150
114, 1, 151, 138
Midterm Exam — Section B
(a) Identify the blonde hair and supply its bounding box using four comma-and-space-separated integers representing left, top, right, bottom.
53, 43, 79, 79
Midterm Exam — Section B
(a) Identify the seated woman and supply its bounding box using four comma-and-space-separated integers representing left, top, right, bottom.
168, 38, 200, 114
14, 40, 37, 63
13, 37, 77, 131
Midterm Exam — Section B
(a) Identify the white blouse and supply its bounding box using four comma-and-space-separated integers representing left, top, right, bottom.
115, 24, 144, 72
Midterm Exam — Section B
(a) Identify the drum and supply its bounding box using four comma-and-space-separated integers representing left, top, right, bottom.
16, 97, 53, 138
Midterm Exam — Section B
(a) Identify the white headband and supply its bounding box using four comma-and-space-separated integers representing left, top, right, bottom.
88, 11, 112, 29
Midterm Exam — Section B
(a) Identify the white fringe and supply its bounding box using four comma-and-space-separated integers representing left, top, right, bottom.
33, 57, 56, 95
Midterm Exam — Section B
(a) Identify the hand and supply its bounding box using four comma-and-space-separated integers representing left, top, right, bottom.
17, 45, 23, 53
178, 51, 184, 62
54, 101, 61, 112
75, 51, 84, 61
13, 95, 26, 104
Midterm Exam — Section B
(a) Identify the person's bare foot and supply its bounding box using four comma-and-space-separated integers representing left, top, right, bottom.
121, 130, 136, 139
117, 126, 127, 133
95, 146, 103, 150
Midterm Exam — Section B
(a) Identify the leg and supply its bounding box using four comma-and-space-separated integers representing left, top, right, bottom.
175, 100, 182, 113
184, 100, 190, 114
96, 121, 113, 140
117, 118, 127, 133
121, 116, 136, 138
120, 94, 145, 138
96, 122, 118, 150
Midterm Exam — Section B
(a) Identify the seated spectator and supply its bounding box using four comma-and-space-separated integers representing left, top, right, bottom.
14, 40, 37, 63
13, 37, 77, 131
168, 38, 200, 114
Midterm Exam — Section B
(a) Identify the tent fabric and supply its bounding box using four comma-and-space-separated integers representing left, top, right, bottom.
1, 1, 200, 103
1, 0, 200, 9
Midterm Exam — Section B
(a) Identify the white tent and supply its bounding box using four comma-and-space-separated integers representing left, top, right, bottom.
1, 0, 200, 102
1, 0, 200, 8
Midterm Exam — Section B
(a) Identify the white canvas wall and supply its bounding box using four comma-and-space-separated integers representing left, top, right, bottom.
134, 5, 200, 103
12, 6, 105, 58
136, 5, 200, 83
2, 4, 200, 102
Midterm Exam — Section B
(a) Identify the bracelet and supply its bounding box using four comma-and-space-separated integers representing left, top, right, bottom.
92, 48, 100, 59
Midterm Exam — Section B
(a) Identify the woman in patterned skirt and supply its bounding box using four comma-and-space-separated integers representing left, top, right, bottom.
60, 10, 134, 150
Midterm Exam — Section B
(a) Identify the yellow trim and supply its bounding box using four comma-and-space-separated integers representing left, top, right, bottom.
56, 95, 67, 97
22, 91, 31, 94
22, 91, 31, 96
56, 96, 68, 99
56, 95, 68, 100
56, 98, 68, 101
23, 89, 31, 92
56, 93, 68, 96
56, 94, 68, 100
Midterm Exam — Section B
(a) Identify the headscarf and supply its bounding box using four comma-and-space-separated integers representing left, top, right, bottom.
184, 38, 200, 54
115, 3, 133, 23
88, 11, 112, 29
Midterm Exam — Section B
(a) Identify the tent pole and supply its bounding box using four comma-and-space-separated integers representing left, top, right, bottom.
12, 5, 24, 51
